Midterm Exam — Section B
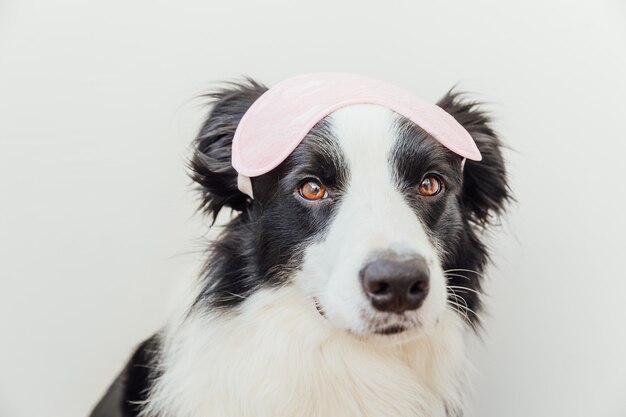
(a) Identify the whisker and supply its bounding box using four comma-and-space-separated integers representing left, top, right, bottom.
447, 285, 483, 296
447, 288, 471, 323
446, 299, 470, 323
448, 300, 480, 323
444, 268, 485, 277
448, 291, 469, 311
444, 272, 472, 281
446, 286, 481, 325
224, 291, 248, 300
453, 300, 480, 321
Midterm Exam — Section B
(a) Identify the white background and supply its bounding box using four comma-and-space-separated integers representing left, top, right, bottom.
1, 1, 625, 416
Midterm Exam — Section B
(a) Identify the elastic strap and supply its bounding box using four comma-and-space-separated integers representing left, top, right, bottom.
237, 174, 254, 198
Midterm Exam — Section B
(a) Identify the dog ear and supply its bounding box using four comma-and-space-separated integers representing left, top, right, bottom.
190, 79, 267, 222
438, 91, 511, 226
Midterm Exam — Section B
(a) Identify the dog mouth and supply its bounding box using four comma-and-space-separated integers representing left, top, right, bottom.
314, 297, 325, 317
373, 324, 407, 335
314, 298, 411, 336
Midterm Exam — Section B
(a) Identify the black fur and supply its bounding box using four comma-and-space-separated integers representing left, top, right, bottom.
90, 336, 160, 417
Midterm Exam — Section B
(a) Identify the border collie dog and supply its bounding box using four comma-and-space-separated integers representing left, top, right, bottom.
91, 78, 509, 417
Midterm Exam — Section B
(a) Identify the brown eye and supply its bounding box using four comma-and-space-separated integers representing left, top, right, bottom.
299, 180, 328, 201
417, 175, 442, 197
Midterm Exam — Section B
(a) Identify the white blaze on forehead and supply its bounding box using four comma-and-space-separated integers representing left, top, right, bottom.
298, 104, 447, 334
325, 104, 435, 255
332, 105, 397, 199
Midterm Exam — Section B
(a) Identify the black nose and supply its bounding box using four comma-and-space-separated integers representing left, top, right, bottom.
360, 256, 430, 313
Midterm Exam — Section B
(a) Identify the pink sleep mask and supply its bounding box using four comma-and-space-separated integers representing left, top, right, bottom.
231, 73, 481, 198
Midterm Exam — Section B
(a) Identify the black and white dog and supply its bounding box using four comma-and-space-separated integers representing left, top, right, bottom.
91, 79, 509, 417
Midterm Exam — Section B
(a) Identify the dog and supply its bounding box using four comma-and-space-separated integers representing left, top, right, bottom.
90, 74, 510, 417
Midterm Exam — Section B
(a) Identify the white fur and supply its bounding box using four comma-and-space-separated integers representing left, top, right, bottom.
143, 286, 469, 417
142, 105, 471, 417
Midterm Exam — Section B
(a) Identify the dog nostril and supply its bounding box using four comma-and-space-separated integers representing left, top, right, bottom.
409, 280, 428, 296
370, 281, 390, 295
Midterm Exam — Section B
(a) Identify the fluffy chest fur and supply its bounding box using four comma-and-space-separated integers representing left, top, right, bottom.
143, 286, 469, 417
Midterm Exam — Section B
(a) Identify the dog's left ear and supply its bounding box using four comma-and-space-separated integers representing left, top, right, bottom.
438, 91, 511, 226
189, 79, 267, 222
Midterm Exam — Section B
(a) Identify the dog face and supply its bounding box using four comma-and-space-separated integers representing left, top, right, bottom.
191, 80, 509, 339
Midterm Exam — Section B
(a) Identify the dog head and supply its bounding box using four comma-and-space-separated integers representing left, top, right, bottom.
191, 79, 509, 339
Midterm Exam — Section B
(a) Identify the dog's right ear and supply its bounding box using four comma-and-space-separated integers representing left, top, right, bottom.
190, 79, 267, 222
438, 90, 511, 227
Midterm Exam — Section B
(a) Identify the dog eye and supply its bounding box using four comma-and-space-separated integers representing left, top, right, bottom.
417, 175, 442, 197
299, 180, 328, 201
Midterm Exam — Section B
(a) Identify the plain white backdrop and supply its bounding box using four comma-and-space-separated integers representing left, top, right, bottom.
1, 1, 625, 416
